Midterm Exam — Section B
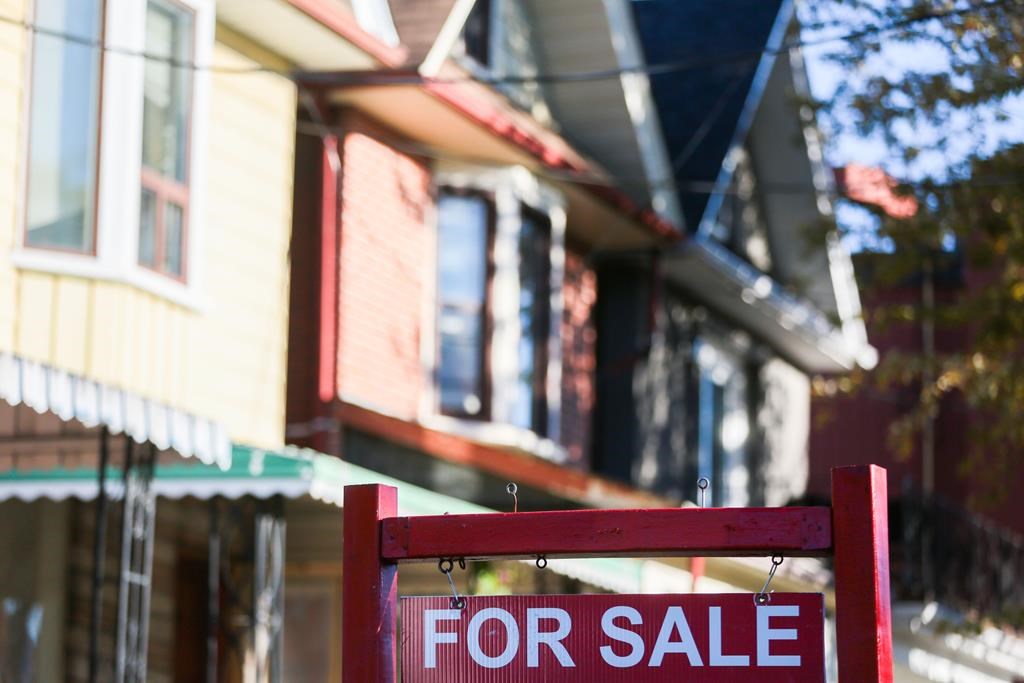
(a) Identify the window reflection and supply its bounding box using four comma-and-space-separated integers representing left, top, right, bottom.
694, 339, 751, 507
437, 193, 490, 417
24, 0, 103, 252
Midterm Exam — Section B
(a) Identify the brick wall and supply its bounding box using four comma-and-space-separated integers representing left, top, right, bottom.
559, 249, 596, 468
336, 130, 432, 419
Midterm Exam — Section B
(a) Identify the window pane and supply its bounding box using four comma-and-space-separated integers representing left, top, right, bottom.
164, 201, 184, 276
439, 309, 484, 414
437, 194, 489, 416
138, 189, 157, 267
694, 339, 750, 507
142, 0, 193, 182
24, 0, 103, 251
510, 209, 551, 434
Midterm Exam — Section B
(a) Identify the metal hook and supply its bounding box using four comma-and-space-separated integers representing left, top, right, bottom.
535, 555, 547, 570
438, 558, 467, 610
697, 477, 710, 508
506, 482, 518, 513
754, 556, 784, 606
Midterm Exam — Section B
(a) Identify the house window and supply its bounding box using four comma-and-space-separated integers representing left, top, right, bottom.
435, 184, 558, 437
462, 0, 491, 67
139, 0, 194, 279
23, 0, 104, 253
510, 208, 551, 434
694, 340, 751, 507
436, 192, 491, 418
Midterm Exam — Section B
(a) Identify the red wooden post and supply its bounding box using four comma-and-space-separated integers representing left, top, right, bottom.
343, 484, 397, 682
831, 465, 894, 683
317, 133, 339, 405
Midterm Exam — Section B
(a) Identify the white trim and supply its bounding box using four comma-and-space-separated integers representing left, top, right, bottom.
10, 247, 205, 310
16, 0, 214, 310
601, 0, 684, 228
421, 413, 569, 465
787, 46, 876, 370
351, 0, 401, 48
420, 0, 481, 75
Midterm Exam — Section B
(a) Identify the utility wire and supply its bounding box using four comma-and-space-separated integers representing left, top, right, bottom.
0, 0, 1018, 83
293, 121, 1024, 200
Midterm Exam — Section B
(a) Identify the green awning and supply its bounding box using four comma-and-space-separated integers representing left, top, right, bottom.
0, 444, 689, 593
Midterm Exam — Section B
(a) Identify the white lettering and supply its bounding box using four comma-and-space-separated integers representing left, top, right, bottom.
467, 608, 520, 669
423, 609, 461, 669
649, 606, 703, 667
526, 608, 575, 668
600, 606, 646, 668
709, 606, 750, 666
756, 605, 801, 667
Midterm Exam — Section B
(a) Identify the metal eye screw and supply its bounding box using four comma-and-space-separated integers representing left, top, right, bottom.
697, 477, 710, 508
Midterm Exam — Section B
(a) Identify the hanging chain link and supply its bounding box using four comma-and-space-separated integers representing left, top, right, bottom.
754, 556, 784, 605
438, 558, 467, 609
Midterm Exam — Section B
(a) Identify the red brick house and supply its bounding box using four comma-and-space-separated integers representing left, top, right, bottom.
286, 0, 873, 524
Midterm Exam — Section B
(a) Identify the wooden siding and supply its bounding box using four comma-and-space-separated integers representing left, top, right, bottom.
0, 24, 296, 449
0, 0, 28, 355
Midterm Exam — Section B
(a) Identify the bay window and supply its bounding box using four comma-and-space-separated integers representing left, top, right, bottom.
24, 0, 104, 252
17, 0, 211, 303
434, 174, 564, 441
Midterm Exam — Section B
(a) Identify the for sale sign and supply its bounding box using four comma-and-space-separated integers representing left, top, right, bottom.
402, 593, 825, 682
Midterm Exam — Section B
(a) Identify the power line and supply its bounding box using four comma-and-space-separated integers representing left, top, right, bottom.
0, 12, 277, 75
1, 0, 1018, 84
293, 121, 1024, 200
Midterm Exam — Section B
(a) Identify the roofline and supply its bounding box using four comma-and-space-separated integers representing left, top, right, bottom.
601, 0, 685, 228
697, 0, 796, 236
670, 236, 875, 373
295, 70, 685, 244
285, 0, 409, 67
420, 78, 684, 242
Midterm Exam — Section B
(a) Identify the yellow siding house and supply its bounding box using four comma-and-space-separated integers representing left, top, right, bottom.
0, 0, 405, 680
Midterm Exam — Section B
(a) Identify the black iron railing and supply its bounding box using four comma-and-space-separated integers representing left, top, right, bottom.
890, 490, 1024, 629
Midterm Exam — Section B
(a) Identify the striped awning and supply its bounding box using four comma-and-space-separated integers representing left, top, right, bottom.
0, 352, 231, 468
0, 443, 694, 594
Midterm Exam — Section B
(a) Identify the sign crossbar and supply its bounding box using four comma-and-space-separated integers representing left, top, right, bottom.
382, 506, 833, 561
342, 464, 894, 683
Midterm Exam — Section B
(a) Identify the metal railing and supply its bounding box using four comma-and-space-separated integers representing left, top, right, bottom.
890, 489, 1024, 630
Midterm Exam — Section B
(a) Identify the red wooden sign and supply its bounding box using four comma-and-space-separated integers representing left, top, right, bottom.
401, 593, 825, 682
344, 466, 894, 682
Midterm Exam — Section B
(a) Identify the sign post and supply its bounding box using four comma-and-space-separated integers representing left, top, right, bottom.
342, 465, 894, 682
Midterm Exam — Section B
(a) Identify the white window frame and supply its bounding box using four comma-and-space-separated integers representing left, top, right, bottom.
13, 0, 213, 310
420, 164, 568, 463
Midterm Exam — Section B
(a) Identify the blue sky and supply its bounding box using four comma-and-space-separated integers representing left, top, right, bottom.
799, 21, 1024, 251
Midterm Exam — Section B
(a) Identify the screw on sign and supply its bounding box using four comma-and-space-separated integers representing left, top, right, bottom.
402, 593, 826, 682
